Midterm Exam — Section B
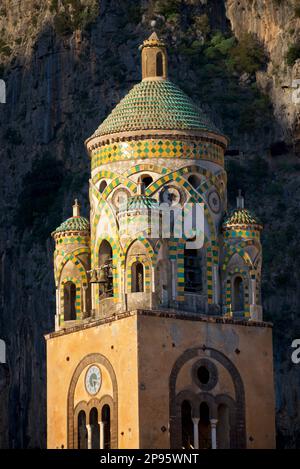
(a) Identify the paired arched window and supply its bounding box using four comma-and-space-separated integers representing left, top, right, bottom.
233, 276, 244, 312
184, 248, 202, 293
131, 261, 144, 293
64, 282, 77, 321
199, 402, 211, 449
102, 404, 111, 449
90, 407, 100, 449
99, 240, 113, 297
181, 400, 193, 449
78, 410, 87, 449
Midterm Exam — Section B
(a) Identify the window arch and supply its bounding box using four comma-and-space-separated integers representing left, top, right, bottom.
99, 180, 107, 193
184, 248, 202, 293
102, 404, 111, 449
131, 261, 144, 293
90, 407, 100, 449
188, 174, 201, 190
232, 276, 244, 312
181, 400, 193, 449
141, 174, 153, 188
199, 402, 211, 449
156, 52, 163, 77
99, 240, 113, 297
78, 410, 87, 449
64, 282, 77, 320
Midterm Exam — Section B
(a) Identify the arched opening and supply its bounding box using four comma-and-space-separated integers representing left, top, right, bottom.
217, 404, 230, 449
90, 407, 100, 449
99, 240, 113, 298
188, 174, 201, 189
63, 282, 77, 320
156, 52, 163, 77
78, 410, 87, 449
102, 404, 111, 449
141, 174, 153, 188
184, 248, 202, 293
233, 276, 244, 312
181, 400, 193, 449
99, 180, 107, 193
131, 261, 144, 293
199, 402, 211, 449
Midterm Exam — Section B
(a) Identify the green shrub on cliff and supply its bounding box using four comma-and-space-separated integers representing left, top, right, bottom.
286, 42, 300, 66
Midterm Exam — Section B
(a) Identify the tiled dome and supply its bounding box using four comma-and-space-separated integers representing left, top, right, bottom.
119, 195, 159, 212
222, 209, 262, 230
52, 216, 90, 235
91, 79, 222, 138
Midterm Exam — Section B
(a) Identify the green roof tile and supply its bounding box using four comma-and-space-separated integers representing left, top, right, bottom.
53, 216, 90, 234
91, 79, 223, 138
222, 209, 262, 230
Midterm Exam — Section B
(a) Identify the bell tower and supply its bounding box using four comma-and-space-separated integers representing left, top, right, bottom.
46, 34, 275, 450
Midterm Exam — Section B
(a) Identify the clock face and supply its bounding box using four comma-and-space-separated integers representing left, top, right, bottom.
85, 365, 102, 395
208, 190, 221, 214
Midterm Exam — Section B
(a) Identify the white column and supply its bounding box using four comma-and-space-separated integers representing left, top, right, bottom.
86, 424, 92, 449
192, 418, 199, 449
91, 283, 96, 311
210, 419, 218, 449
99, 421, 105, 449
82, 286, 87, 317
251, 278, 256, 305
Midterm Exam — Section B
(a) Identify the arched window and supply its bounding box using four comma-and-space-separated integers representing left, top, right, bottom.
131, 261, 144, 293
99, 180, 107, 193
64, 282, 77, 320
90, 407, 100, 449
233, 276, 244, 312
78, 410, 87, 449
188, 174, 201, 190
217, 404, 230, 449
156, 52, 163, 77
141, 174, 153, 188
99, 240, 113, 297
181, 400, 193, 449
199, 402, 211, 449
184, 249, 202, 293
102, 405, 111, 449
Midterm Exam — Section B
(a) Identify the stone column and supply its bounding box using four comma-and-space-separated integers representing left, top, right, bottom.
213, 265, 219, 304
86, 424, 92, 449
192, 418, 199, 449
99, 421, 105, 449
55, 287, 60, 331
210, 419, 218, 449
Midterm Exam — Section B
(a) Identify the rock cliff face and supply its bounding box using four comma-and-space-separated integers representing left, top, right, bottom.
226, 0, 300, 152
0, 0, 299, 448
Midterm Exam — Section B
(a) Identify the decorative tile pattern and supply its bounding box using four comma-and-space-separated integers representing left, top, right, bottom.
91, 139, 224, 169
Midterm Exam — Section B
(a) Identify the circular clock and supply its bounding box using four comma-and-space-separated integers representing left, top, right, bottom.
160, 185, 183, 206
208, 190, 221, 214
85, 365, 102, 395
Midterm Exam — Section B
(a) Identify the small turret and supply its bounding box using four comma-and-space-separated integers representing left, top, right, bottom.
140, 32, 168, 80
